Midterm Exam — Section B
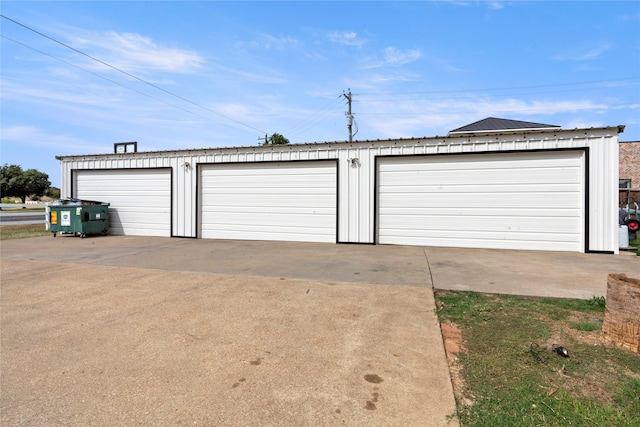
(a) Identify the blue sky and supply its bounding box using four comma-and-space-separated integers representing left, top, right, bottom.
2, 1, 639, 187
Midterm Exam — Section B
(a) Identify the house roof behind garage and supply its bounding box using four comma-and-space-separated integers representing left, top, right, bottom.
449, 117, 561, 135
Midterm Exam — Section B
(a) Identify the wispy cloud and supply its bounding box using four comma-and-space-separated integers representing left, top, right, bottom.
444, 1, 506, 8
383, 47, 422, 66
71, 31, 205, 74
245, 33, 300, 50
328, 31, 366, 47
361, 97, 612, 138
554, 44, 611, 61
1, 125, 98, 152
361, 46, 422, 69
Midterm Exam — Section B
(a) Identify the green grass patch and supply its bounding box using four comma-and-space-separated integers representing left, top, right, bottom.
435, 291, 640, 427
0, 223, 50, 240
569, 321, 602, 332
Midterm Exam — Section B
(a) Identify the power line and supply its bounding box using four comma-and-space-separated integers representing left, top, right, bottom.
1, 34, 221, 124
355, 102, 636, 116
1, 14, 267, 136
283, 95, 344, 139
357, 77, 640, 101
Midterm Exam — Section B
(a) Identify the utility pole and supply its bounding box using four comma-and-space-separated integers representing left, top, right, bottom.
343, 89, 353, 143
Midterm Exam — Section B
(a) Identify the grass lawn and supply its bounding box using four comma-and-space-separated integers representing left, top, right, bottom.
435, 291, 640, 427
0, 223, 50, 240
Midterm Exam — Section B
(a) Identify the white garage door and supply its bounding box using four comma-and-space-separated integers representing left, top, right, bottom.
377, 151, 584, 251
200, 161, 337, 243
75, 169, 172, 236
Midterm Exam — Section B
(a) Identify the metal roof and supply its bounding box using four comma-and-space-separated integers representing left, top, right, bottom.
449, 117, 560, 134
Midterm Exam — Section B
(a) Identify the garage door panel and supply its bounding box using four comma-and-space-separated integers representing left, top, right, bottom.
202, 212, 336, 227
383, 228, 580, 241
201, 196, 336, 209
381, 234, 579, 251
380, 215, 581, 233
76, 169, 171, 237
380, 193, 581, 209
200, 161, 337, 243
379, 183, 581, 194
382, 169, 581, 186
380, 207, 581, 218
378, 152, 584, 251
203, 229, 333, 243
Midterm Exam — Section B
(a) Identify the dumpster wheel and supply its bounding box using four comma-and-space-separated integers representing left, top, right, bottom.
81, 233, 86, 239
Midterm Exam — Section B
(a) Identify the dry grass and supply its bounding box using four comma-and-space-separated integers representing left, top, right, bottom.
0, 223, 50, 240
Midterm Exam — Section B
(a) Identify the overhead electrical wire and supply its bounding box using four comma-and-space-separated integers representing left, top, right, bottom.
1, 34, 221, 124
1, 14, 267, 136
283, 95, 345, 140
357, 77, 639, 101
3, 14, 637, 141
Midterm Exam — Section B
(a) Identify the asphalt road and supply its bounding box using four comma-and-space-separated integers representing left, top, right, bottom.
0, 211, 46, 225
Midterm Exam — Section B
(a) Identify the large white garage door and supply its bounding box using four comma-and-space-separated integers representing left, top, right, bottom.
75, 169, 172, 236
200, 161, 337, 243
377, 151, 584, 251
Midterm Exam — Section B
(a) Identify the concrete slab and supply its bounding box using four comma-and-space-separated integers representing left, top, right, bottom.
2, 235, 637, 298
0, 237, 457, 426
424, 246, 639, 299
0, 236, 432, 287
2, 235, 638, 426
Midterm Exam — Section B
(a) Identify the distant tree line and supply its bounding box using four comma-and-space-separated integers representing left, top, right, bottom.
0, 164, 58, 204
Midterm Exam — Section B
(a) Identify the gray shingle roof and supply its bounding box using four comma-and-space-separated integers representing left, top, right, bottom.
449, 117, 560, 134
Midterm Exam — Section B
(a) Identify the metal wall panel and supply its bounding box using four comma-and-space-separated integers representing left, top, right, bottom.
57, 126, 621, 252
199, 161, 337, 243
75, 169, 171, 237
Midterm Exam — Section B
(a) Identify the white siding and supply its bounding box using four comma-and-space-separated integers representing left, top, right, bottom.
199, 161, 337, 243
377, 151, 585, 251
75, 169, 171, 237
57, 126, 622, 252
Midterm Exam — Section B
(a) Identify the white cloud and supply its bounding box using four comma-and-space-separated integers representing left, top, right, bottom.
1, 125, 97, 152
246, 33, 300, 50
360, 97, 613, 138
554, 44, 611, 61
71, 31, 205, 74
361, 46, 422, 70
383, 47, 422, 66
328, 31, 366, 47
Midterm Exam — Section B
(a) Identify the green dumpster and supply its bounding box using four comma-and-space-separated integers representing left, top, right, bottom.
48, 199, 110, 238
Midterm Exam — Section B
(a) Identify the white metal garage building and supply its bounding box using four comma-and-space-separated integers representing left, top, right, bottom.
57, 119, 624, 253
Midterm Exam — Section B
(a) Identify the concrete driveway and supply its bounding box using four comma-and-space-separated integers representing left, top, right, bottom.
1, 237, 455, 426
1, 236, 638, 426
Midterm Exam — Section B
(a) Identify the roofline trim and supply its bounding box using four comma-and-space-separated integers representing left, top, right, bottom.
55, 125, 626, 161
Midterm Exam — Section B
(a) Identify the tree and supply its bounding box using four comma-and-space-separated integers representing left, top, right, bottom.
46, 186, 61, 199
263, 133, 290, 146
0, 164, 51, 204
0, 164, 23, 199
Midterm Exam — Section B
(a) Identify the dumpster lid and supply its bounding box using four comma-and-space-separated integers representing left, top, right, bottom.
52, 198, 109, 206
